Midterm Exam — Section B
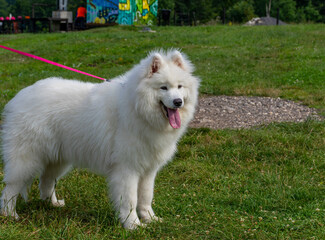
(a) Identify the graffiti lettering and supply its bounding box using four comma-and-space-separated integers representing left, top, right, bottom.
118, 0, 158, 25
87, 0, 119, 24
87, 0, 158, 25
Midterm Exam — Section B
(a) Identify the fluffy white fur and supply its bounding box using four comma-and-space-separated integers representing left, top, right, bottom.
0, 50, 199, 229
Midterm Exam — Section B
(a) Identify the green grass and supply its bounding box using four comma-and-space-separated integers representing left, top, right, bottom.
1, 25, 325, 239
0, 122, 324, 239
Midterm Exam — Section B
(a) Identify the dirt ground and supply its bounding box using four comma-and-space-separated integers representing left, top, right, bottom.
189, 96, 323, 130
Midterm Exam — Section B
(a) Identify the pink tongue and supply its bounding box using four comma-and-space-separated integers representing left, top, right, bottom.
167, 108, 181, 129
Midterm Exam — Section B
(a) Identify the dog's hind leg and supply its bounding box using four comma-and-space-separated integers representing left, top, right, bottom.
1, 161, 36, 219
1, 183, 24, 219
39, 162, 71, 207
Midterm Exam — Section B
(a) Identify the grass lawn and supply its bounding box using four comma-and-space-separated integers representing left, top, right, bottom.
0, 24, 325, 239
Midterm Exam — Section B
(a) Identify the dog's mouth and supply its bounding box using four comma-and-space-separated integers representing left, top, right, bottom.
160, 102, 181, 129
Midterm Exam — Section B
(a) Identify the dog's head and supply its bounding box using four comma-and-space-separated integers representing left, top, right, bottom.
134, 50, 200, 131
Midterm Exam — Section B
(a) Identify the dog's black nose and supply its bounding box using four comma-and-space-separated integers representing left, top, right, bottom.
173, 98, 183, 107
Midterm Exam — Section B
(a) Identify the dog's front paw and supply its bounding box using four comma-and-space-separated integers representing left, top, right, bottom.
141, 215, 163, 223
123, 218, 146, 230
138, 209, 162, 223
151, 215, 163, 223
52, 199, 65, 207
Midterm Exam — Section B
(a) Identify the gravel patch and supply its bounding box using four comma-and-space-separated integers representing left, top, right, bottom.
189, 96, 323, 130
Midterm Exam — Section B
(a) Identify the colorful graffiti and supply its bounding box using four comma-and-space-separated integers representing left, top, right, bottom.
118, 0, 158, 25
87, 0, 119, 24
87, 0, 158, 25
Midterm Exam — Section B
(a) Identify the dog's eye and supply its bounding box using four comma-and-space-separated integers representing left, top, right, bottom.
160, 86, 168, 90
178, 85, 183, 89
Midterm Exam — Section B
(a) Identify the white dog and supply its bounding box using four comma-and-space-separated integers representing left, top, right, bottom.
0, 50, 199, 229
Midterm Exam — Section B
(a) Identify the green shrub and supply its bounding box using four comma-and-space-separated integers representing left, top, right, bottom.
304, 0, 321, 22
227, 0, 256, 23
271, 0, 296, 22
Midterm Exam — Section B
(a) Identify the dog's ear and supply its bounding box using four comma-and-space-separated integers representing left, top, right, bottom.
170, 50, 194, 73
148, 53, 163, 77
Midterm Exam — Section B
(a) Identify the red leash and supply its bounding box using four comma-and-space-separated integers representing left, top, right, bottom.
0, 45, 109, 81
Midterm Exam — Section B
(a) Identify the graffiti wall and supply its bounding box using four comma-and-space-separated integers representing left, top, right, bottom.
87, 0, 158, 25
118, 0, 158, 25
87, 0, 119, 24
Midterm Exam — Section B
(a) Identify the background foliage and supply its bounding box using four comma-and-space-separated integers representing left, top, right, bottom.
0, 0, 324, 23
0, 0, 84, 19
